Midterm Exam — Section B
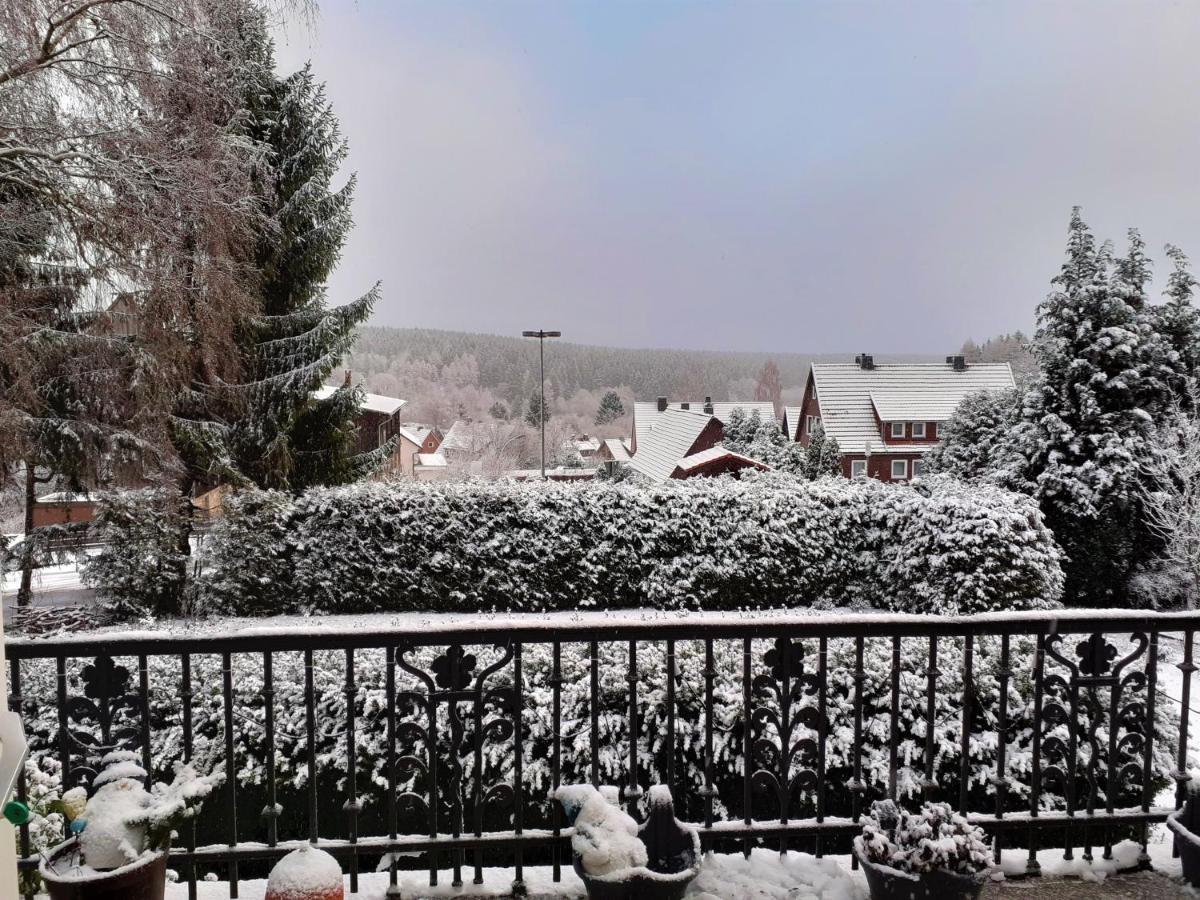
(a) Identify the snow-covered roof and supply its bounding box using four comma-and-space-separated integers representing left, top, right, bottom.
313, 384, 406, 416
633, 400, 775, 449
629, 407, 716, 483
414, 452, 447, 467
397, 425, 433, 448
811, 363, 1015, 455
35, 492, 95, 504
673, 445, 768, 475
782, 406, 804, 441
574, 437, 602, 453
602, 437, 631, 462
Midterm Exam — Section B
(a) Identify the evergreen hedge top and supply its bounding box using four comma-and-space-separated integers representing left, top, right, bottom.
153, 474, 1064, 619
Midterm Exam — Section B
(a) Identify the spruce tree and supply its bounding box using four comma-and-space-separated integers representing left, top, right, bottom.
172, 19, 385, 493
1150, 245, 1200, 401
594, 390, 625, 425
525, 390, 550, 428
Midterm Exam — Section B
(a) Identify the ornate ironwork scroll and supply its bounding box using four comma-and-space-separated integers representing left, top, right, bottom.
61, 655, 141, 785
1042, 631, 1149, 859
395, 642, 518, 887
749, 638, 824, 823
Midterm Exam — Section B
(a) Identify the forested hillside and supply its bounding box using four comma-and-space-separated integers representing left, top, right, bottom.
347, 326, 943, 430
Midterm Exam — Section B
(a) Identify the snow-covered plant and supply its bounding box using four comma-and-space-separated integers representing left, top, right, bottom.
71, 750, 223, 870
195, 474, 1063, 617
857, 800, 990, 876
83, 489, 191, 619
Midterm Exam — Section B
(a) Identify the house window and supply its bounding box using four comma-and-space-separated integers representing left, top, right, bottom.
850, 459, 867, 478
912, 422, 926, 438
806, 415, 818, 435
890, 422, 905, 439
936, 421, 943, 438
913, 459, 925, 478
891, 459, 908, 480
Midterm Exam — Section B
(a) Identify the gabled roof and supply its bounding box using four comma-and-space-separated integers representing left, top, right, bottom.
397, 424, 437, 448
810, 362, 1015, 455
633, 400, 776, 449
601, 437, 631, 462
629, 407, 716, 483
314, 384, 406, 416
782, 405, 804, 441
672, 445, 769, 476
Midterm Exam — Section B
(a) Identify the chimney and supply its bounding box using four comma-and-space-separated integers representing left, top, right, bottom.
657, 396, 668, 412
704, 396, 714, 414
945, 355, 967, 371
343, 369, 352, 387
680, 402, 690, 410
855, 354, 874, 370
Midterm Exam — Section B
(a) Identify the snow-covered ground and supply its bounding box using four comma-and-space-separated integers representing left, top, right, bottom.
156, 840, 1188, 900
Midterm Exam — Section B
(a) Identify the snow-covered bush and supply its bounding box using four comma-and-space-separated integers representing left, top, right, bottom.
84, 489, 192, 618
194, 474, 1063, 617
857, 799, 990, 875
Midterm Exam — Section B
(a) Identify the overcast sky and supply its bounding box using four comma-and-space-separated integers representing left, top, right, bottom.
275, 1, 1200, 354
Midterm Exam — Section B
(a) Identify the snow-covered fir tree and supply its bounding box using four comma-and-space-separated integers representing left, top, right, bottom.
594, 390, 625, 425
721, 409, 806, 475
923, 389, 1026, 487
1020, 212, 1174, 602
230, 19, 385, 491
525, 389, 550, 427
802, 422, 841, 479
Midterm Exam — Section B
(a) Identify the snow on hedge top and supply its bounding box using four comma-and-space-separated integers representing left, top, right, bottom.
168, 473, 1064, 620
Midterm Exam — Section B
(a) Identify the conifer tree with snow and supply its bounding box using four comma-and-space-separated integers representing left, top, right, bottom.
803, 422, 841, 479
923, 389, 1026, 487
721, 409, 806, 475
1148, 245, 1200, 404
1021, 211, 1164, 603
525, 390, 550, 428
169, 17, 386, 495
594, 390, 625, 425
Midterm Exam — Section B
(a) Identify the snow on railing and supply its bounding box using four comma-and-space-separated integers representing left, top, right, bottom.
7, 607, 1199, 898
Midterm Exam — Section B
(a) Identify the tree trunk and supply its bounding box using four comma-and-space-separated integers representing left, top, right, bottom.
16, 462, 35, 607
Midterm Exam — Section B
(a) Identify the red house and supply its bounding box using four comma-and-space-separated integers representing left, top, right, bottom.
793, 355, 1016, 482
628, 407, 769, 483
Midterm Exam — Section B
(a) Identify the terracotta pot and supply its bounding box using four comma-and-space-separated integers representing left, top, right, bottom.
39, 839, 167, 900
854, 849, 987, 900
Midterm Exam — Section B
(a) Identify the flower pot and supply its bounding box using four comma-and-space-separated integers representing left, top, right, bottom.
572, 793, 702, 900
39, 839, 168, 900
1167, 797, 1200, 887
853, 847, 987, 900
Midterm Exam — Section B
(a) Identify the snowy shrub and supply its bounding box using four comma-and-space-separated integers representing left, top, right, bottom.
84, 489, 192, 618
857, 800, 990, 875
194, 474, 1063, 617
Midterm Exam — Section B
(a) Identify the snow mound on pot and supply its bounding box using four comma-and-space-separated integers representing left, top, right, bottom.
686, 849, 863, 900
265, 845, 343, 899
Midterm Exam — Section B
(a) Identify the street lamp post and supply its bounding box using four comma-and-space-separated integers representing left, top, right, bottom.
522, 329, 561, 479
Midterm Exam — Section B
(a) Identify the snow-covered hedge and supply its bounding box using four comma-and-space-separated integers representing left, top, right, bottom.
190, 474, 1063, 618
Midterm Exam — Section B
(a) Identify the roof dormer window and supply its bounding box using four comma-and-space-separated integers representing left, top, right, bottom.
890, 422, 905, 439
912, 422, 926, 438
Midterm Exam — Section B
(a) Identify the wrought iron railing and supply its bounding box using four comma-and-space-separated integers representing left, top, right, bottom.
6, 609, 1199, 898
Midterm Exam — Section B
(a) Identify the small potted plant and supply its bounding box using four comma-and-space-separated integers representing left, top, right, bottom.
39, 749, 223, 900
853, 800, 991, 900
557, 784, 701, 900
